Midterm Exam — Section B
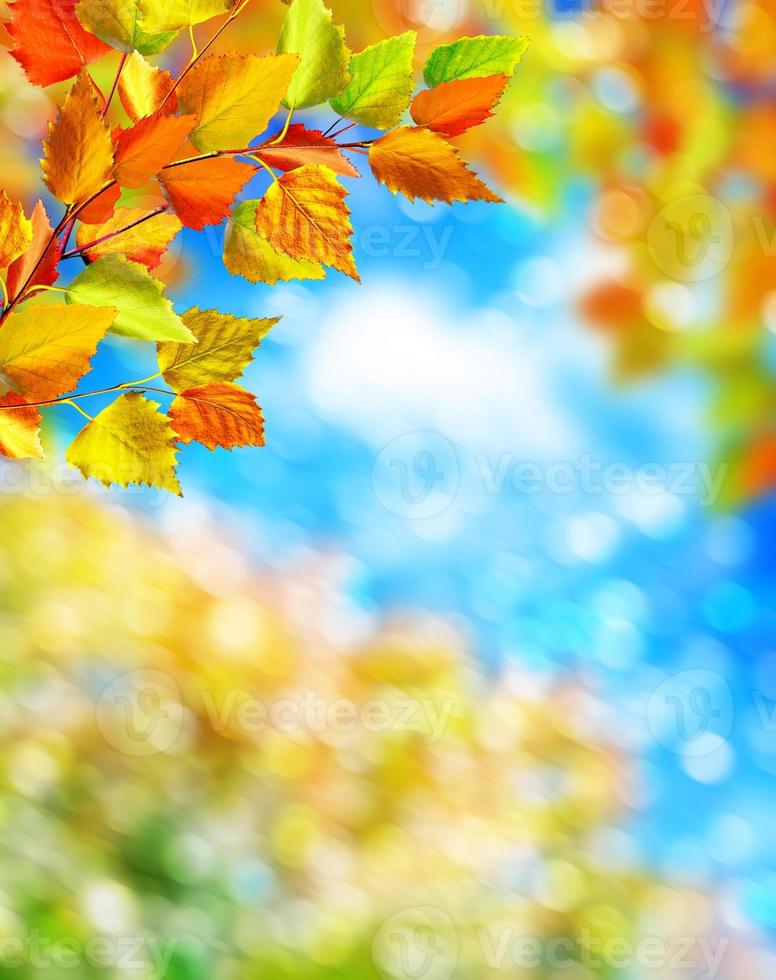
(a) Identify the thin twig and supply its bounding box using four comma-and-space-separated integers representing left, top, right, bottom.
60, 205, 170, 260
102, 52, 127, 119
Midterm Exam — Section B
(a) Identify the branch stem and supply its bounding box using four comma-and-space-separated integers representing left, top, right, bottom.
60, 205, 170, 260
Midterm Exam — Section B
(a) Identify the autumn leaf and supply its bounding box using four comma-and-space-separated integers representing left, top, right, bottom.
76, 207, 182, 269
160, 157, 255, 230
0, 304, 115, 401
277, 0, 350, 109
168, 383, 265, 450
0, 393, 44, 460
255, 124, 359, 179
138, 0, 229, 34
255, 164, 358, 281
66, 255, 195, 342
66, 392, 181, 493
157, 307, 279, 391
4, 201, 59, 301
178, 53, 299, 152
411, 74, 510, 137
224, 200, 326, 285
76, 0, 176, 54
118, 51, 178, 120
41, 70, 114, 206
423, 35, 529, 86
330, 32, 416, 130
113, 114, 197, 188
78, 184, 121, 224
369, 127, 502, 205
0, 191, 32, 269
8, 0, 110, 88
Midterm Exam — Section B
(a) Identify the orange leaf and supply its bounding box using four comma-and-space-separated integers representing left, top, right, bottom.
0, 393, 44, 460
0, 191, 32, 269
76, 207, 183, 270
118, 50, 178, 121
256, 124, 360, 179
411, 74, 509, 137
114, 114, 197, 189
7, 0, 110, 88
5, 200, 58, 302
255, 164, 358, 281
77, 184, 121, 224
369, 126, 502, 205
41, 70, 114, 206
160, 157, 255, 230
168, 383, 265, 450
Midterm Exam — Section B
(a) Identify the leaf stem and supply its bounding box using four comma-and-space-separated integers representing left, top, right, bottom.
0, 382, 175, 412
62, 399, 94, 421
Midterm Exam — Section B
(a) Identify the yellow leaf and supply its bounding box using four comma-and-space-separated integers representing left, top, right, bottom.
158, 307, 279, 392
168, 382, 265, 450
41, 70, 114, 206
0, 192, 32, 269
0, 304, 115, 401
178, 53, 299, 152
0, 393, 44, 460
255, 164, 358, 281
224, 200, 325, 286
66, 392, 181, 494
76, 207, 183, 270
118, 51, 178, 121
369, 126, 502, 205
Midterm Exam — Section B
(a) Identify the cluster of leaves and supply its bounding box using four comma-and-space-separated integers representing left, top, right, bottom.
0, 0, 527, 494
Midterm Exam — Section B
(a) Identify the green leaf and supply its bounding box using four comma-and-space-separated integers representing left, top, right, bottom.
223, 200, 326, 286
138, 0, 230, 34
423, 35, 529, 86
76, 0, 177, 54
277, 0, 350, 109
330, 31, 416, 130
66, 255, 196, 343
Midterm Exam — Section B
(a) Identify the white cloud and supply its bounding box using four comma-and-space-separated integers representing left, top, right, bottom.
303, 280, 586, 459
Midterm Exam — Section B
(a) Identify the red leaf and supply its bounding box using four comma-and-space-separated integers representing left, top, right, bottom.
256, 124, 360, 179
160, 157, 255, 230
7, 0, 110, 88
5, 200, 58, 301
